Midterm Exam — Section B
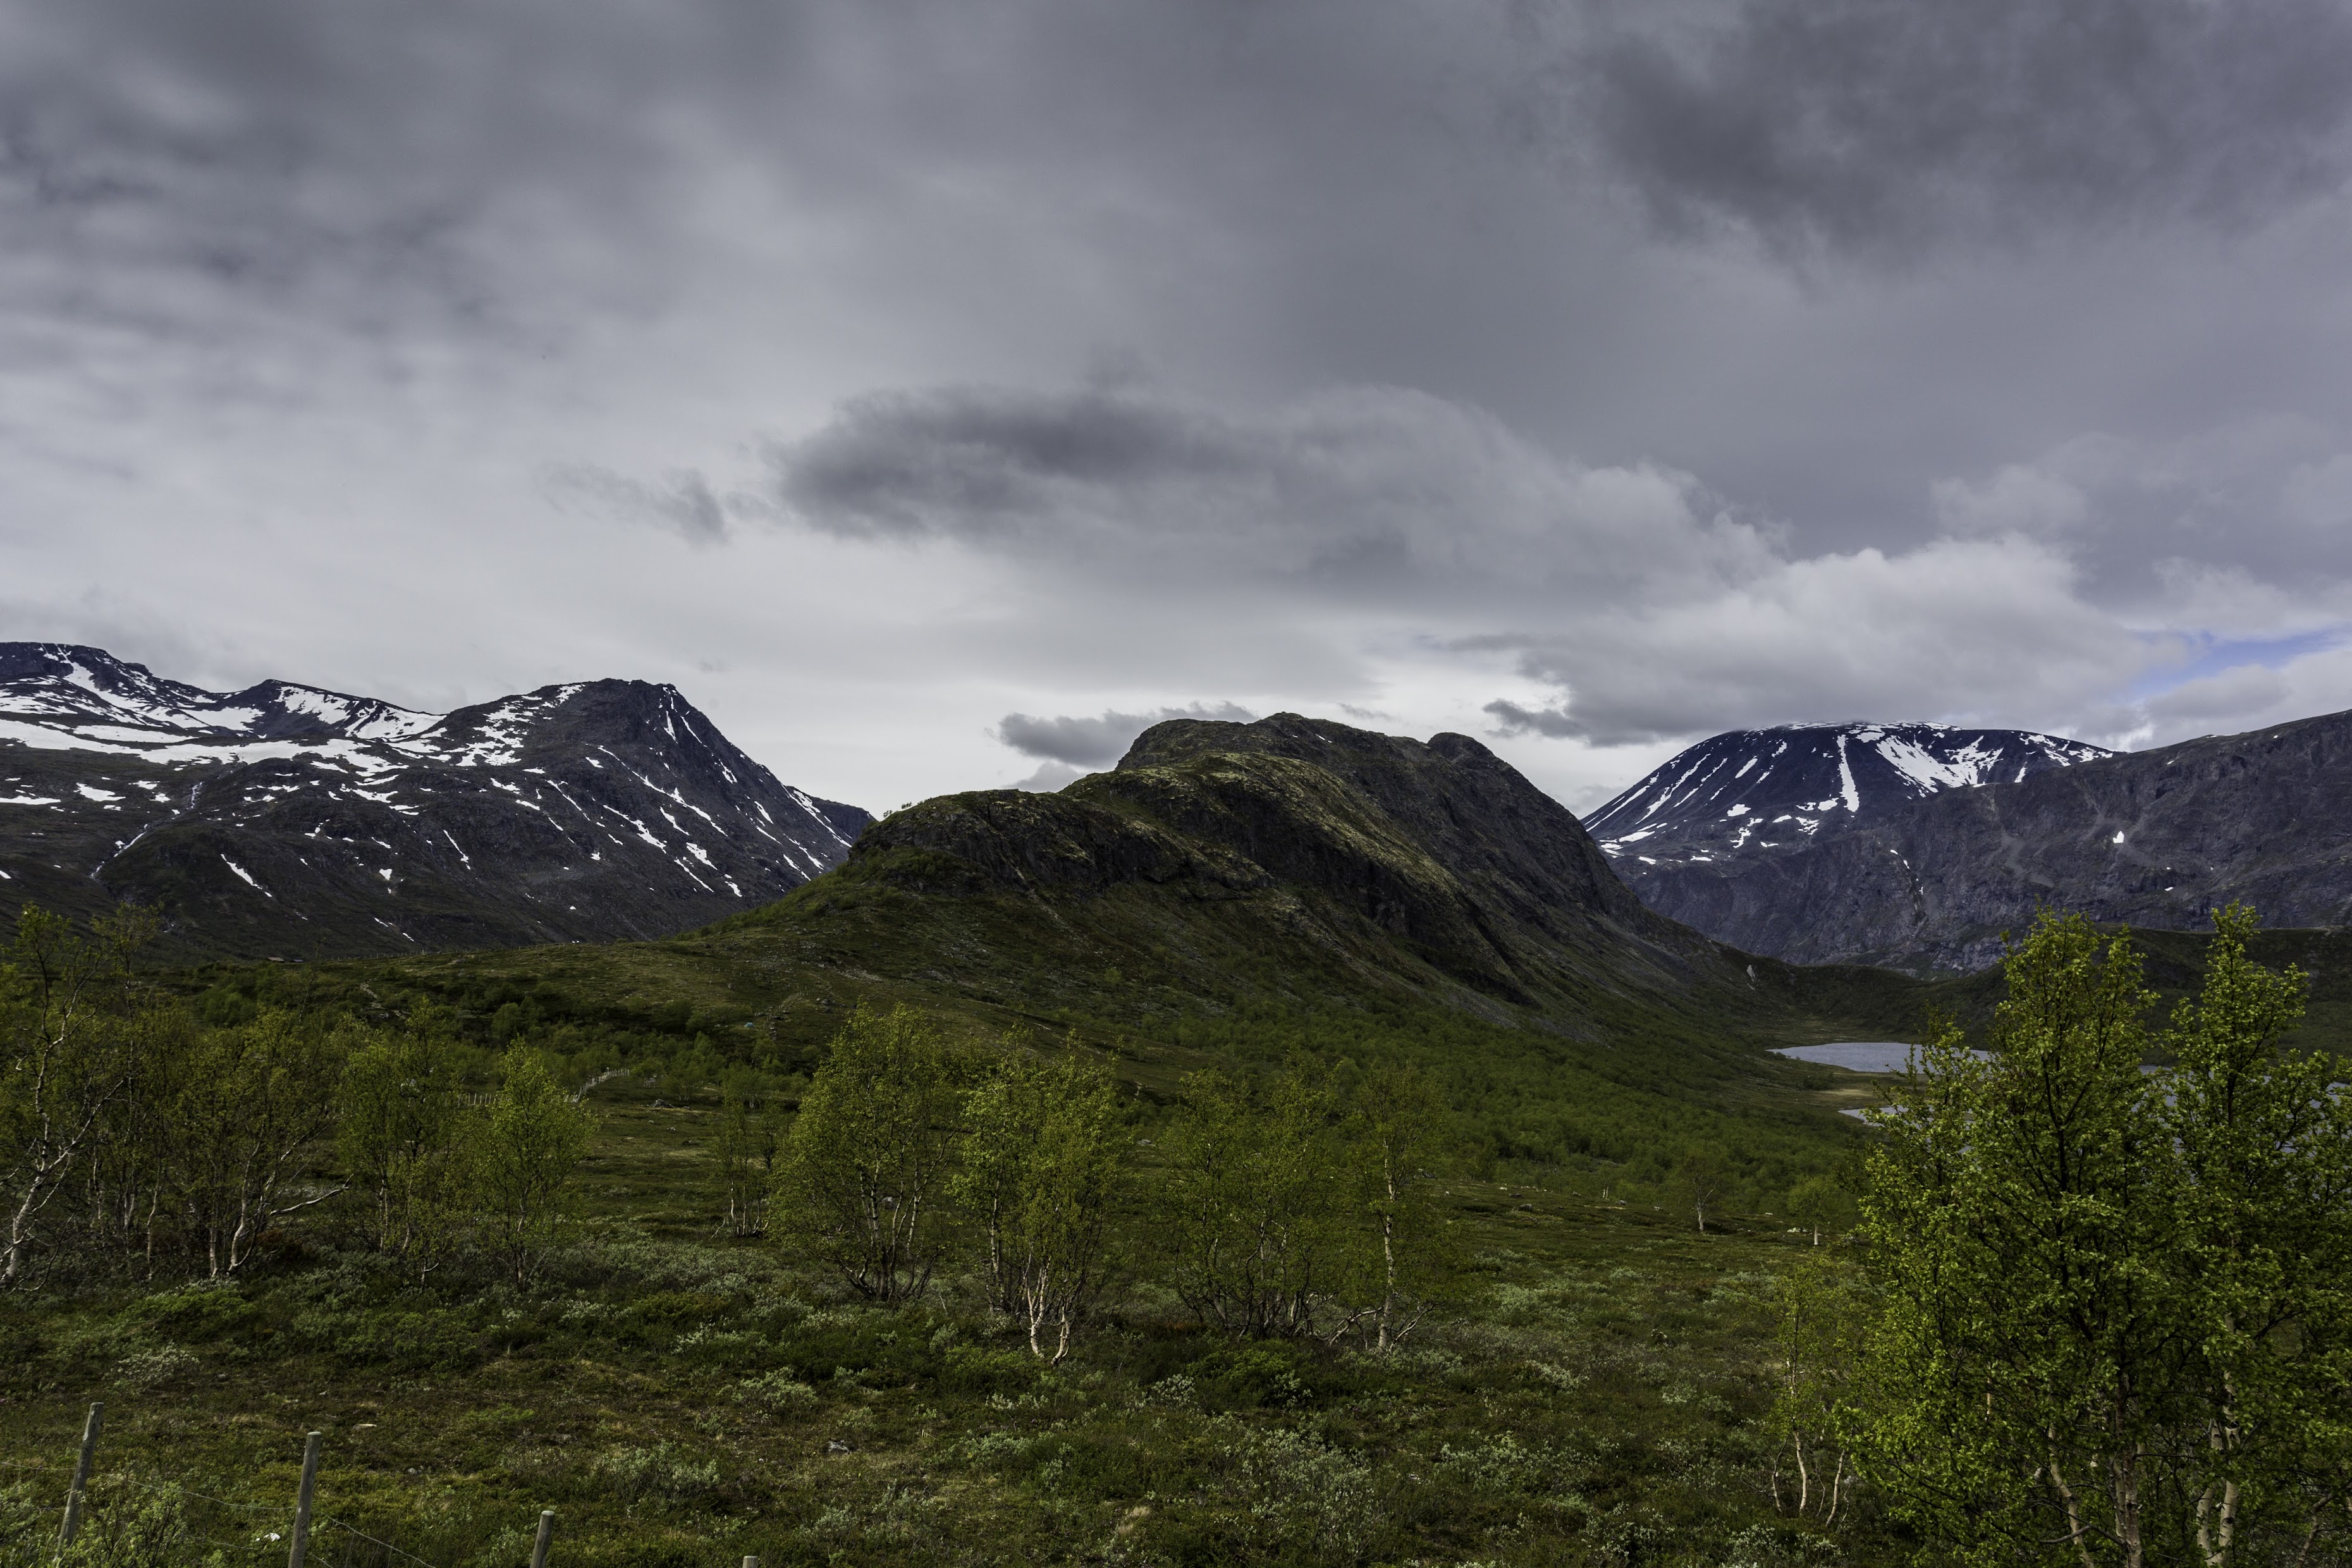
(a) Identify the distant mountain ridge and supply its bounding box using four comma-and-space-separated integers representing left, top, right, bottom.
1585, 721, 2112, 871
0, 644, 869, 959
1593, 711, 2352, 972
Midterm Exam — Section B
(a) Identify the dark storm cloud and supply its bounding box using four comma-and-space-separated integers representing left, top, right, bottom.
768, 379, 1762, 597
1482, 699, 1578, 739
996, 702, 1258, 767
1569, 0, 2352, 255
773, 385, 1260, 544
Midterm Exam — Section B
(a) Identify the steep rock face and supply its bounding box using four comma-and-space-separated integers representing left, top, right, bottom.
848, 713, 1729, 1011
1624, 709, 2352, 972
1586, 721, 2111, 872
0, 644, 868, 959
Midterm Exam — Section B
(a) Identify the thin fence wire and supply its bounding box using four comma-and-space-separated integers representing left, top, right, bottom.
3, 1447, 474, 1568
325, 1514, 448, 1568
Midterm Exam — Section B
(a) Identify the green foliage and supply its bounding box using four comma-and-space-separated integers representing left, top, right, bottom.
0, 1062, 1896, 1567
336, 1022, 463, 1268
460, 1049, 596, 1287
1670, 1146, 1736, 1234
953, 1044, 1125, 1360
1160, 1062, 1356, 1340
1784, 1173, 1856, 1247
0, 1477, 211, 1568
2155, 905, 2352, 1561
0, 906, 159, 1287
773, 1004, 964, 1305
1347, 1058, 1452, 1349
1853, 907, 2352, 1566
1767, 1251, 1866, 1524
712, 1066, 780, 1239
159, 1008, 344, 1278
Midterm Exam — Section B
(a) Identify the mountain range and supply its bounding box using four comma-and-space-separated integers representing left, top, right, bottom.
13, 639, 2352, 991
0, 644, 869, 960
314, 708, 1906, 1132
1592, 713, 2352, 972
1584, 722, 2112, 866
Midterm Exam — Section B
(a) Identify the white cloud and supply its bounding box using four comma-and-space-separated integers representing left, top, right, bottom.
1479, 534, 2157, 745
1932, 463, 2090, 536
2284, 454, 2352, 529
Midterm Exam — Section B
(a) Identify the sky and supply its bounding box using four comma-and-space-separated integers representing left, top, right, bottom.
8, 0, 2352, 814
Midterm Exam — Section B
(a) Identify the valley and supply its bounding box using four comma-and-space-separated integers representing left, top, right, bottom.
6, 680, 2351, 1565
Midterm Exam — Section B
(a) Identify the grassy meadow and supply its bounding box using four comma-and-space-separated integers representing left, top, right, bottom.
13, 809, 2337, 1567
0, 1059, 1895, 1568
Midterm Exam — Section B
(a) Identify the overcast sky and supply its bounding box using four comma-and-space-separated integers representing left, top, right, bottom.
9, 0, 2352, 813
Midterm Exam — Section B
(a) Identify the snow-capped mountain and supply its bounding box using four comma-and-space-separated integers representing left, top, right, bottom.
1591, 710, 2352, 972
1584, 722, 2111, 870
0, 644, 871, 959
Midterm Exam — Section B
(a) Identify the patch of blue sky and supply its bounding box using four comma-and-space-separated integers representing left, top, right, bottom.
2125, 628, 2344, 701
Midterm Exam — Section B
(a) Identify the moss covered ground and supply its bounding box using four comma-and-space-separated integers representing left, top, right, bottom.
0, 1064, 1896, 1567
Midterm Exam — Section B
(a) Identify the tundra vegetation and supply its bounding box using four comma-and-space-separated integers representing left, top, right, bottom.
1, 902, 2347, 1565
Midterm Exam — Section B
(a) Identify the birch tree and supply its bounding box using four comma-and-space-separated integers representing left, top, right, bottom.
165, 1009, 345, 1277
0, 906, 155, 1287
1349, 1061, 1447, 1351
337, 1025, 462, 1269
1854, 915, 2174, 1566
713, 1067, 780, 1239
2155, 906, 2352, 1567
1161, 1063, 1352, 1340
773, 1005, 962, 1306
1785, 1173, 1856, 1247
1768, 1251, 1866, 1523
1853, 908, 2352, 1567
954, 1050, 1124, 1361
461, 1049, 595, 1287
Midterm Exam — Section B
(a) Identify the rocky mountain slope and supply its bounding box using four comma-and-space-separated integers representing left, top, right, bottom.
723, 711, 1875, 1044
1586, 721, 2111, 870
1608, 709, 2352, 972
0, 644, 868, 959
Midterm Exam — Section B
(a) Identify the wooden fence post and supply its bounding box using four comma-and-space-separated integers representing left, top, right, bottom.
57, 1402, 102, 1549
286, 1431, 321, 1568
530, 1508, 556, 1568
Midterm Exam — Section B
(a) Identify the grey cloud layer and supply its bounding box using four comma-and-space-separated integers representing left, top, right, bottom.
7, 0, 2352, 812
772, 379, 2173, 748
1572, 0, 2352, 255
996, 702, 1258, 767
770, 381, 1767, 599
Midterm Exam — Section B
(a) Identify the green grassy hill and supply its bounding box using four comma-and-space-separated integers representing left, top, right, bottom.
193, 715, 1952, 1190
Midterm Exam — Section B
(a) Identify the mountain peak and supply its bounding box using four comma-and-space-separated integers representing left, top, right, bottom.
1584, 721, 2112, 868
0, 644, 869, 960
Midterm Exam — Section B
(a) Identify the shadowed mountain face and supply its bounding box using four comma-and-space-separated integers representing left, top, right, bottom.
1586, 721, 2111, 872
828, 713, 1760, 1022
0, 644, 868, 960
1612, 709, 2352, 972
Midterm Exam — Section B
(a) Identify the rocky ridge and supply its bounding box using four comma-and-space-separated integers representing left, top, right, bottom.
826, 712, 1760, 1020
0, 644, 868, 959
1586, 721, 2111, 871
1608, 709, 2352, 972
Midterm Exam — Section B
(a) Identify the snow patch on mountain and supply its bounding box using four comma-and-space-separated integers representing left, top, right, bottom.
1584, 720, 2114, 869
0, 642, 875, 960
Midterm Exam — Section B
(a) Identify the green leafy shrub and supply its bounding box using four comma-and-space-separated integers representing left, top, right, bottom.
729, 1370, 819, 1416
591, 1442, 722, 1502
